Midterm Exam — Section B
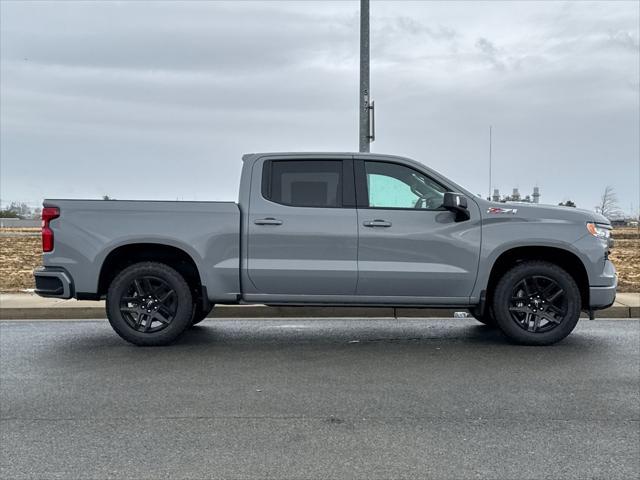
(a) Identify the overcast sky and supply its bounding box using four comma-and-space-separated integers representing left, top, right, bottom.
1, 1, 638, 213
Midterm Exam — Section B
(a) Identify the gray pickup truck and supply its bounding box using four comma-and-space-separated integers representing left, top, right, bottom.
34, 152, 617, 346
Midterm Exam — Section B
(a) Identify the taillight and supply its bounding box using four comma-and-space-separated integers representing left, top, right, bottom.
41, 207, 60, 252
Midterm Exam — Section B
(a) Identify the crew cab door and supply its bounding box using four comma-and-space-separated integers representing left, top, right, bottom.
244, 156, 358, 298
354, 159, 481, 302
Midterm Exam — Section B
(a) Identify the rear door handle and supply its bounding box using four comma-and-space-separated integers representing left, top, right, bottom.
254, 217, 283, 226
363, 219, 392, 227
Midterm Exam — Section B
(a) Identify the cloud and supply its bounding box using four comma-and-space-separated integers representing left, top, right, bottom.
0, 3, 357, 72
608, 30, 640, 51
0, 1, 638, 213
474, 37, 505, 71
393, 16, 457, 41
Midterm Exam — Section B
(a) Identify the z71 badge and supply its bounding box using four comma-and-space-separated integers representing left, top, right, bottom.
487, 207, 518, 214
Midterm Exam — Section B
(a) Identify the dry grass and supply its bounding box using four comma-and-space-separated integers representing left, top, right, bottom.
0, 227, 41, 234
0, 227, 638, 292
609, 227, 640, 292
0, 228, 40, 291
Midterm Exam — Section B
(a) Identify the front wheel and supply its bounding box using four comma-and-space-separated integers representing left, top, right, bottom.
106, 262, 193, 346
492, 261, 581, 345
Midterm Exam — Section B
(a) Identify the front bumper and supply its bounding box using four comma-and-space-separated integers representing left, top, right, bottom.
590, 284, 617, 310
589, 259, 617, 310
34, 266, 73, 299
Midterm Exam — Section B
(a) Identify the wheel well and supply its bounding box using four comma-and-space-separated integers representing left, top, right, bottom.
486, 246, 589, 309
98, 244, 202, 300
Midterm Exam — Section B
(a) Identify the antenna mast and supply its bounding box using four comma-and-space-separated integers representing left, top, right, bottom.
488, 125, 492, 200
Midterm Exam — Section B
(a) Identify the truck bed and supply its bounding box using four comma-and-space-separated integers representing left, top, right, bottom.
42, 199, 241, 301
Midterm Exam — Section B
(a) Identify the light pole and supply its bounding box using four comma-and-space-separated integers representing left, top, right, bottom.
359, 0, 374, 152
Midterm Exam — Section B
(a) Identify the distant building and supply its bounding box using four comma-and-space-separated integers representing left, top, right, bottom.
491, 187, 541, 204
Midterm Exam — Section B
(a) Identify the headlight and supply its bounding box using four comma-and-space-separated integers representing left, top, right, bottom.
586, 222, 611, 239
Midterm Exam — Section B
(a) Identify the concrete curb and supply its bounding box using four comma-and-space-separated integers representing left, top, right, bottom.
0, 304, 636, 320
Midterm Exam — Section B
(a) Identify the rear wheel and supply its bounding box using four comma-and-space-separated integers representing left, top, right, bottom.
492, 261, 581, 345
106, 262, 193, 346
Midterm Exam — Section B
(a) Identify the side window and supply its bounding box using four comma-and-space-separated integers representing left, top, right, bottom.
364, 161, 447, 210
367, 173, 418, 208
263, 160, 343, 208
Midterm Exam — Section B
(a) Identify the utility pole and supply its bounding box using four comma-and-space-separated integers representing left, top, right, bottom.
359, 0, 374, 152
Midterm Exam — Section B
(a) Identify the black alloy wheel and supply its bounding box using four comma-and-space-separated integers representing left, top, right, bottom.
119, 275, 178, 333
106, 262, 193, 346
492, 261, 581, 345
508, 275, 567, 333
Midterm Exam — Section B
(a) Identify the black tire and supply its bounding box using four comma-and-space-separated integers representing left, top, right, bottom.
469, 305, 497, 327
191, 303, 214, 326
492, 261, 581, 346
106, 262, 193, 346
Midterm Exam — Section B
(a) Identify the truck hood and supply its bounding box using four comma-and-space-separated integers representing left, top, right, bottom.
477, 199, 611, 225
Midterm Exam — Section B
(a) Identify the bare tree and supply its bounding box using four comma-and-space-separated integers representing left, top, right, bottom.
595, 186, 622, 219
6, 201, 32, 218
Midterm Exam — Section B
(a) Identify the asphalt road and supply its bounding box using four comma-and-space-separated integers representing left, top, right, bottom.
1, 318, 638, 480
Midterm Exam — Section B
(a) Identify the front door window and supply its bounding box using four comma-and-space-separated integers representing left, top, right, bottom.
364, 161, 447, 210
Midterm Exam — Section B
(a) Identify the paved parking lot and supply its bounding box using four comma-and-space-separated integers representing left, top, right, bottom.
1, 318, 639, 479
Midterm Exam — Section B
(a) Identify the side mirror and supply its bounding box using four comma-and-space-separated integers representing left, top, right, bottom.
442, 192, 470, 221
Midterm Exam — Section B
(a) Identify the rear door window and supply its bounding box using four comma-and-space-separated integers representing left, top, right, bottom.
263, 160, 343, 208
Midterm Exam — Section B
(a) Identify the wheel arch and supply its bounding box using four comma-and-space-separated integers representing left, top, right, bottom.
485, 246, 590, 310
98, 243, 203, 299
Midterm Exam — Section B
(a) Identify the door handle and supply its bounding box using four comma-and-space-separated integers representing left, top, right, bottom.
254, 217, 283, 226
363, 219, 392, 227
